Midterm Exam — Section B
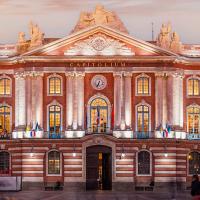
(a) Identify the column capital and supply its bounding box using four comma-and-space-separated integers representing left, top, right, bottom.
123, 72, 132, 77
113, 72, 122, 77
75, 71, 85, 77
14, 72, 26, 79
65, 72, 75, 77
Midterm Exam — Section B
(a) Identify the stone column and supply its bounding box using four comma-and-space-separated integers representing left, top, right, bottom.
76, 72, 85, 130
124, 72, 132, 129
171, 73, 184, 127
113, 72, 122, 129
26, 76, 32, 127
155, 73, 167, 129
14, 73, 26, 129
66, 72, 74, 129
34, 74, 43, 128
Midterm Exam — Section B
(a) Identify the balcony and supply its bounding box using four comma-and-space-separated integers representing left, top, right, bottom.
187, 133, 200, 140
135, 131, 154, 139
0, 133, 11, 140
86, 127, 111, 135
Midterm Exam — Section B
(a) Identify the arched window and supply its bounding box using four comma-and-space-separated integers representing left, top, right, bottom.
89, 98, 108, 133
187, 106, 200, 134
49, 105, 61, 133
137, 151, 151, 175
188, 152, 200, 175
188, 78, 200, 96
49, 76, 61, 95
48, 151, 61, 175
137, 105, 150, 132
0, 78, 11, 95
0, 151, 10, 174
136, 75, 150, 95
0, 106, 11, 134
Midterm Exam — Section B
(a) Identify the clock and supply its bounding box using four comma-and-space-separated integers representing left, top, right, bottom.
91, 75, 107, 90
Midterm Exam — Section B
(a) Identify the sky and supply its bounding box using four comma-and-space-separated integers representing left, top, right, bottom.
0, 0, 200, 44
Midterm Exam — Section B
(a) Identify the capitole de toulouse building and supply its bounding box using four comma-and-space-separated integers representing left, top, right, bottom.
0, 5, 200, 191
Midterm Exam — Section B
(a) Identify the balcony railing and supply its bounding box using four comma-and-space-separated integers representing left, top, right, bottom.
0, 133, 11, 140
187, 133, 200, 140
135, 131, 154, 139
86, 127, 111, 135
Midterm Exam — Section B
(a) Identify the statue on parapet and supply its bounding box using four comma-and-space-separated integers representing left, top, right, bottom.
157, 22, 182, 53
29, 21, 44, 48
72, 4, 128, 34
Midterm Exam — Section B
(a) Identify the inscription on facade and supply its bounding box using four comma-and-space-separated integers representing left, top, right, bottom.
69, 62, 126, 68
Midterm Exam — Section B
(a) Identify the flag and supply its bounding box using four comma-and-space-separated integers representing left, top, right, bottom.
96, 106, 100, 125
35, 122, 39, 131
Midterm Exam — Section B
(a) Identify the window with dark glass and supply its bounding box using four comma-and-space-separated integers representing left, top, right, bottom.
138, 151, 150, 175
48, 151, 60, 174
189, 152, 200, 175
188, 78, 200, 96
137, 76, 149, 95
49, 105, 61, 133
137, 105, 149, 132
49, 77, 61, 95
0, 78, 11, 95
0, 106, 11, 134
187, 106, 200, 134
0, 151, 10, 174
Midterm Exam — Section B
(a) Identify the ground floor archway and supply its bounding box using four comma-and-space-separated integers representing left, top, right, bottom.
86, 145, 112, 190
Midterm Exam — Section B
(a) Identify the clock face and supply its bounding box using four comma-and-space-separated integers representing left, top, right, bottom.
91, 75, 107, 90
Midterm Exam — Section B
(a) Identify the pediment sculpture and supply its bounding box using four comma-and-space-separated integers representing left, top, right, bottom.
64, 34, 135, 56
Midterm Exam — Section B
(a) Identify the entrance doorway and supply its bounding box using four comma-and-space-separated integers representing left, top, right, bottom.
86, 145, 112, 190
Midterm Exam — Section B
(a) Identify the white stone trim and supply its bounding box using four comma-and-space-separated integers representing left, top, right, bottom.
135, 101, 151, 132
46, 149, 63, 177
46, 100, 63, 131
47, 73, 63, 96
136, 149, 152, 176
135, 73, 151, 97
0, 74, 12, 97
87, 93, 111, 132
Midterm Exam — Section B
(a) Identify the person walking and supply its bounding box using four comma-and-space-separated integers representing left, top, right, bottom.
191, 174, 200, 200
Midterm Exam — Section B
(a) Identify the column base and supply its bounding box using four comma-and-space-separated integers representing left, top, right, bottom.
113, 130, 133, 138
65, 130, 85, 138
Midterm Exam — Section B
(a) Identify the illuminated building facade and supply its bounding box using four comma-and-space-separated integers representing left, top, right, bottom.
0, 5, 200, 191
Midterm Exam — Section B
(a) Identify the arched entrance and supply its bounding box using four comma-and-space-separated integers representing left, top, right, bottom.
86, 145, 112, 190
87, 94, 111, 133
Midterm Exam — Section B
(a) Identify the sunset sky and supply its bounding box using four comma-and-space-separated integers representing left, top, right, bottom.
0, 0, 200, 44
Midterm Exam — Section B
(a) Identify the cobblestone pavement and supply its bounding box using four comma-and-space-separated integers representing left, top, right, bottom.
0, 191, 191, 200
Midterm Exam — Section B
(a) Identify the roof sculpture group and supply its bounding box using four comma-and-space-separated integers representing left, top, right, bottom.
16, 5, 182, 54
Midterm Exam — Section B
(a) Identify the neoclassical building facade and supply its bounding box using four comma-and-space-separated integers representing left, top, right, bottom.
0, 5, 200, 191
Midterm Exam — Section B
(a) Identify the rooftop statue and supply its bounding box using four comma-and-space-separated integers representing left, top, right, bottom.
157, 23, 171, 49
157, 22, 182, 53
170, 32, 182, 53
71, 5, 129, 34
29, 21, 44, 48
17, 32, 26, 44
